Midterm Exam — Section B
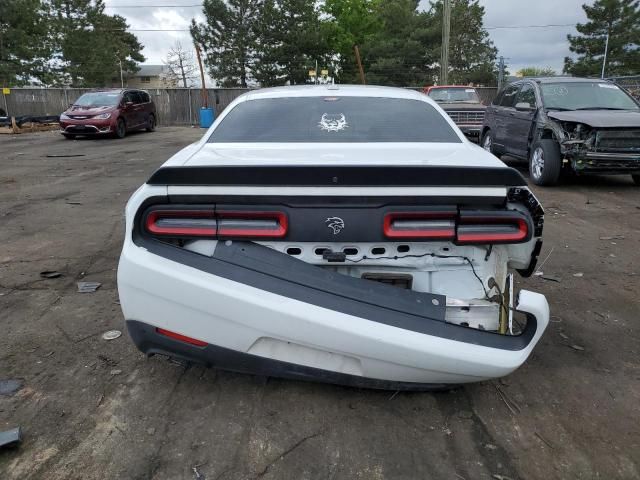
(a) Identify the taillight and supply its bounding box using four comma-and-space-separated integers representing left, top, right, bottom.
456, 212, 529, 244
383, 211, 456, 239
217, 211, 288, 238
145, 210, 216, 236
383, 210, 531, 244
144, 209, 288, 238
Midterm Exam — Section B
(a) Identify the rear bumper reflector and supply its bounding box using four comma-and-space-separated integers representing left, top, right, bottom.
156, 327, 208, 347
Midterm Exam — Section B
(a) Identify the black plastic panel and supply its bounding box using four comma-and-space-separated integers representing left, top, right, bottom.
127, 320, 453, 391
147, 165, 526, 187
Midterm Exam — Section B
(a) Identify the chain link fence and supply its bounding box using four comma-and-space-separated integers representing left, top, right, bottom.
607, 75, 640, 100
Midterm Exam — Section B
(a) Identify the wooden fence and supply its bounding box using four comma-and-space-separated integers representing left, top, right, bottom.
0, 88, 251, 126
1, 86, 499, 126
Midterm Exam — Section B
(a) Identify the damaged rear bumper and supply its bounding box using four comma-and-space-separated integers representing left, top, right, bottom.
118, 237, 550, 389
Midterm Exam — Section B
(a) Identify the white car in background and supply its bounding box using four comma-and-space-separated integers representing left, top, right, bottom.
117, 85, 549, 390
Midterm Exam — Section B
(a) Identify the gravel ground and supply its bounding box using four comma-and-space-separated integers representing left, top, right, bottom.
1, 127, 639, 480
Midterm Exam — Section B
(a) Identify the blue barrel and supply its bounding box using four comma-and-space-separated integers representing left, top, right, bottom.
199, 107, 214, 128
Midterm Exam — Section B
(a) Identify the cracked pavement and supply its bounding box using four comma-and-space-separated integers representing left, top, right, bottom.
1, 128, 639, 479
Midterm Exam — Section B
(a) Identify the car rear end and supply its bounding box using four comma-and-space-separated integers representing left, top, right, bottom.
117, 87, 549, 389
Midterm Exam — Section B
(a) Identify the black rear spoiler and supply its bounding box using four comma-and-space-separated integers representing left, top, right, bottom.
147, 165, 526, 187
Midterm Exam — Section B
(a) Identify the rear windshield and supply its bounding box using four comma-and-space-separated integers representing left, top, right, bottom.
428, 88, 480, 103
208, 97, 461, 143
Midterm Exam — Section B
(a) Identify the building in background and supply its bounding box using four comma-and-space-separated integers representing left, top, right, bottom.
125, 65, 176, 88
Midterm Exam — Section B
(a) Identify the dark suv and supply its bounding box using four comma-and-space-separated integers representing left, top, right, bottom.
60, 89, 156, 139
481, 77, 640, 186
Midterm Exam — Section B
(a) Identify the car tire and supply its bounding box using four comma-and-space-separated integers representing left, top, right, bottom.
115, 118, 126, 139
632, 174, 640, 186
529, 139, 562, 186
146, 114, 156, 132
62, 134, 76, 140
481, 130, 501, 158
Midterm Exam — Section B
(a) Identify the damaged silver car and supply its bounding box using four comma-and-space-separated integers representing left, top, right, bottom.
481, 77, 640, 186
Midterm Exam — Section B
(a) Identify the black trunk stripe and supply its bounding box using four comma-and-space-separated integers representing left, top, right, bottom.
147, 165, 526, 187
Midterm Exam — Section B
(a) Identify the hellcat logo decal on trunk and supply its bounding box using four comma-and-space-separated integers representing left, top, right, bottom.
325, 217, 345, 234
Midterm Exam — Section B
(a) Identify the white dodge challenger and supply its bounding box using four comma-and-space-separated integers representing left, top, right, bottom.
117, 85, 549, 390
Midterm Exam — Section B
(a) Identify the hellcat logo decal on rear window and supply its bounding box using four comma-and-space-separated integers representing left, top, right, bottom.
319, 113, 348, 132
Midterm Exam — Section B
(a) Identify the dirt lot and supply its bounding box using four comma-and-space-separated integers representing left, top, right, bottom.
1, 128, 639, 480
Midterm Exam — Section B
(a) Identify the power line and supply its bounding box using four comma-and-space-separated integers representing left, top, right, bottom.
485, 23, 575, 30
92, 24, 579, 33
104, 4, 202, 7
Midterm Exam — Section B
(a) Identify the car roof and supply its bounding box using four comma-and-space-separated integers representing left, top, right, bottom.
520, 76, 612, 84
427, 85, 475, 89
243, 84, 427, 101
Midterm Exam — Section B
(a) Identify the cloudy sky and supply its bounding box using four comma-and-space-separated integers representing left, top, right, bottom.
103, 0, 591, 82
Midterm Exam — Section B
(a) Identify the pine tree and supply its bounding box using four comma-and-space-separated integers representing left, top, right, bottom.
253, 0, 330, 86
361, 0, 436, 86
0, 0, 53, 86
48, 0, 144, 87
564, 0, 640, 77
191, 0, 262, 87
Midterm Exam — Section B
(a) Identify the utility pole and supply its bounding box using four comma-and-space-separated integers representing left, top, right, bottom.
354, 45, 366, 85
118, 58, 124, 88
194, 43, 208, 108
440, 0, 451, 85
601, 31, 610, 79
497, 56, 505, 90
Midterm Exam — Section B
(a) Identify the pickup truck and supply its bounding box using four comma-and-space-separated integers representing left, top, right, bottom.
424, 85, 487, 141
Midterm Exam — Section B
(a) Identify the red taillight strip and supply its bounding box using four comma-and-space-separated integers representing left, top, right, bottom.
146, 210, 216, 236
383, 212, 456, 239
384, 211, 530, 244
156, 327, 208, 347
216, 211, 288, 238
456, 217, 529, 244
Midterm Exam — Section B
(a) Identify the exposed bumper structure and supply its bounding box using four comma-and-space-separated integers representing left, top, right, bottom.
118, 237, 550, 389
575, 151, 640, 172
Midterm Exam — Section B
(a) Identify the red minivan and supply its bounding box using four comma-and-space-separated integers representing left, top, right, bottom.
59, 89, 156, 139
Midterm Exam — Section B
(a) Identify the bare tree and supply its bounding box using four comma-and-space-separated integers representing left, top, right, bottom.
163, 41, 197, 88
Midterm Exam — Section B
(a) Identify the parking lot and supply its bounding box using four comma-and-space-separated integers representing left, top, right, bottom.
1, 127, 639, 480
